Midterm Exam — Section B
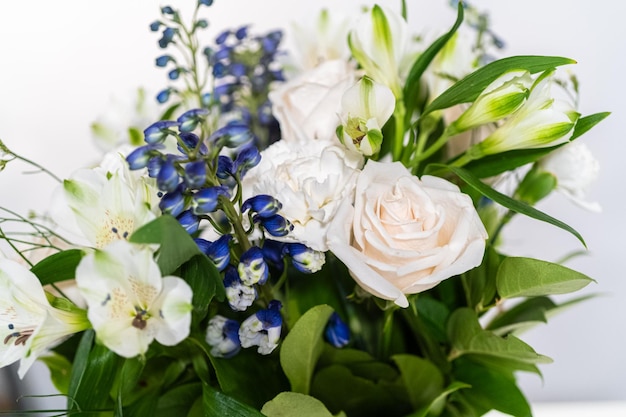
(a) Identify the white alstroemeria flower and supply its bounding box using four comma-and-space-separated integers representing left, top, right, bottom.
289, 9, 351, 70
51, 151, 160, 248
337, 76, 396, 156
348, 5, 413, 97
0, 259, 89, 378
75, 240, 193, 358
468, 71, 578, 158
449, 70, 533, 134
538, 141, 601, 212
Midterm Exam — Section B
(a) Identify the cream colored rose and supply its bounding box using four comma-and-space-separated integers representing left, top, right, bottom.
269, 59, 358, 143
327, 160, 488, 307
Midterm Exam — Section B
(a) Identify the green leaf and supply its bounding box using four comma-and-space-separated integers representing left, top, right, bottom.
447, 308, 551, 372
497, 257, 595, 298
179, 254, 224, 322
67, 330, 121, 415
453, 359, 532, 417
486, 297, 556, 335
423, 55, 576, 116
433, 164, 586, 246
129, 215, 201, 275
392, 354, 444, 410
155, 383, 202, 417
403, 1, 463, 116
261, 392, 337, 417
202, 382, 265, 417
570, 111, 610, 140
30, 249, 84, 285
460, 146, 559, 178
39, 353, 72, 394
281, 304, 334, 394
404, 381, 470, 417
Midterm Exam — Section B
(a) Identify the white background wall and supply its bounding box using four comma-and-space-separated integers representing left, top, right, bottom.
0, 0, 623, 407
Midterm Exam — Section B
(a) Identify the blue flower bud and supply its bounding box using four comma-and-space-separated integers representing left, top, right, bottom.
178, 132, 208, 155
324, 312, 350, 348
216, 155, 234, 179
206, 315, 240, 358
177, 108, 209, 133
203, 47, 214, 63
201, 92, 212, 107
255, 214, 293, 237
214, 46, 232, 61
235, 26, 248, 40
177, 209, 200, 234
234, 145, 261, 176
168, 68, 180, 80
239, 300, 282, 354
199, 0, 213, 6
213, 82, 237, 99
149, 21, 161, 32
261, 30, 282, 54
209, 123, 252, 148
156, 88, 172, 104
126, 144, 163, 170
159, 185, 185, 217
155, 55, 172, 67
159, 27, 177, 48
161, 6, 175, 15
196, 234, 232, 271
192, 186, 229, 214
196, 19, 209, 29
230, 62, 247, 78
215, 30, 230, 45
238, 247, 268, 286
261, 240, 285, 272
157, 157, 180, 192
147, 156, 163, 178
223, 266, 257, 311
257, 101, 275, 125
143, 120, 179, 144
242, 195, 281, 218
184, 161, 207, 189
213, 62, 228, 78
282, 243, 325, 274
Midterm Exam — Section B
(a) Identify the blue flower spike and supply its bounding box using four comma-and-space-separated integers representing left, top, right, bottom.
238, 300, 283, 355
238, 246, 269, 286
177, 108, 210, 133
324, 312, 350, 348
223, 266, 257, 312
283, 243, 325, 274
159, 27, 177, 48
206, 315, 241, 358
242, 195, 281, 219
195, 235, 232, 271
143, 120, 179, 144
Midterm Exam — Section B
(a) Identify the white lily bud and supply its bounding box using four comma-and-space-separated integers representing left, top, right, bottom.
348, 5, 411, 97
337, 76, 395, 156
468, 71, 578, 158
449, 70, 533, 134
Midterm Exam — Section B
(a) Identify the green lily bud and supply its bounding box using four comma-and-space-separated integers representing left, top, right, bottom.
449, 70, 532, 135
514, 166, 558, 206
337, 76, 395, 156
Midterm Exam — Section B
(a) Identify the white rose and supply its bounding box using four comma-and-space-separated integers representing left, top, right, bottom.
327, 160, 488, 308
269, 59, 358, 143
538, 141, 601, 212
242, 139, 363, 252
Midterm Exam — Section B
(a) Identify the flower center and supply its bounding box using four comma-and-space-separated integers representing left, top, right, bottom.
132, 307, 149, 330
3, 323, 35, 346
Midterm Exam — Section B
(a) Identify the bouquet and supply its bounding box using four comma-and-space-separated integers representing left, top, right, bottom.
0, 1, 608, 416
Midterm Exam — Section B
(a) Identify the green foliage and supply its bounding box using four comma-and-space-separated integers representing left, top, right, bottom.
497, 257, 595, 298
202, 382, 265, 417
30, 249, 84, 285
281, 304, 334, 394
262, 392, 341, 417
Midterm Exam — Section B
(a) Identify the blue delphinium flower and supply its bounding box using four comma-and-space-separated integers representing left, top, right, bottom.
198, 0, 213, 6
196, 234, 232, 271
177, 210, 200, 234
159, 185, 185, 217
126, 144, 164, 170
255, 214, 293, 237
192, 186, 229, 214
242, 195, 281, 219
177, 108, 209, 133
209, 122, 252, 148
234, 145, 261, 176
159, 27, 177, 48
156, 88, 172, 104
239, 300, 282, 355
282, 243, 325, 274
155, 55, 173, 67
144, 120, 179, 144
223, 266, 257, 311
238, 247, 268, 286
156, 157, 181, 192
324, 312, 350, 348
178, 132, 208, 156
206, 315, 240, 358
